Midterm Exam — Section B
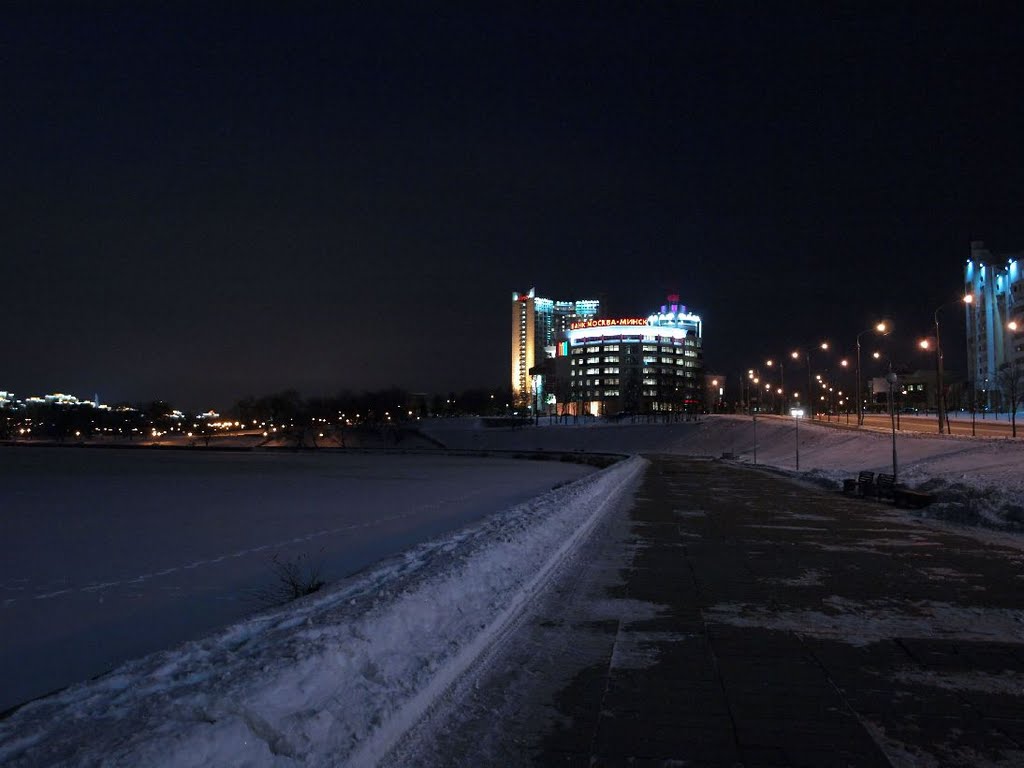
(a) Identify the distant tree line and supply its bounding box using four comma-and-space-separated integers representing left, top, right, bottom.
230, 387, 514, 425
0, 399, 173, 441
1, 387, 514, 443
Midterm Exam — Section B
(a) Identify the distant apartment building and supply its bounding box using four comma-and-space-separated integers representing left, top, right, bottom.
867, 370, 965, 413
511, 288, 600, 408
965, 241, 1024, 408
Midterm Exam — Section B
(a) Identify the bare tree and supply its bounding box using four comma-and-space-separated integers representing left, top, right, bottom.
996, 360, 1024, 437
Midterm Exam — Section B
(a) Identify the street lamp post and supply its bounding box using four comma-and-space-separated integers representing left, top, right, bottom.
856, 322, 888, 427
794, 403, 800, 470
838, 359, 849, 424
933, 295, 973, 434
766, 359, 784, 414
792, 343, 828, 420
752, 408, 757, 465
887, 369, 899, 482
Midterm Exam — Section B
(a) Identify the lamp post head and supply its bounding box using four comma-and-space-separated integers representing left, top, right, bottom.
820, 342, 829, 350
963, 294, 973, 304
791, 351, 799, 359
1009, 321, 1019, 332
876, 322, 887, 333
919, 339, 931, 350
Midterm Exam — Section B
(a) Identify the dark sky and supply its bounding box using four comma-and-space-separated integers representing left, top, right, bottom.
5, 3, 1024, 409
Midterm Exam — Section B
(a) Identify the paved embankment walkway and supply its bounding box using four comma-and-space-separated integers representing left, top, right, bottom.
395, 456, 1024, 767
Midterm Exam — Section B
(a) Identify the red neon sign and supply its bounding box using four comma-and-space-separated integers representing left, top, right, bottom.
569, 318, 648, 330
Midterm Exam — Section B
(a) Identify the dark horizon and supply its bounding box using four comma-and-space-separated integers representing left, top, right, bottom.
5, 4, 1024, 411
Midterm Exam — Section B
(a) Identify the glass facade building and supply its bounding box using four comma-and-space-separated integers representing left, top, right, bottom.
560, 299, 704, 416
511, 288, 600, 408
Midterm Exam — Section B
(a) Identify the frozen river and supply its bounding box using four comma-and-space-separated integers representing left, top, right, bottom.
0, 447, 592, 712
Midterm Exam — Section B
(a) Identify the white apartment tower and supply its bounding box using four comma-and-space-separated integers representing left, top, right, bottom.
965, 240, 1024, 407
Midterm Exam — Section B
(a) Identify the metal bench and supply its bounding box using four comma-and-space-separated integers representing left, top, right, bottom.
875, 473, 896, 501
856, 471, 875, 497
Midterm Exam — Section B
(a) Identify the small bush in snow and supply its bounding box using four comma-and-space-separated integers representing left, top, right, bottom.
256, 553, 326, 606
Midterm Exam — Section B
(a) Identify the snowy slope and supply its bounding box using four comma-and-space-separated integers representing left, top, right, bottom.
0, 457, 645, 767
424, 415, 1024, 529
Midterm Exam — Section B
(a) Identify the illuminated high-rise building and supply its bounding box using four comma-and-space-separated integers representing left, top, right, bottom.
562, 296, 704, 417
511, 288, 600, 407
965, 241, 1024, 408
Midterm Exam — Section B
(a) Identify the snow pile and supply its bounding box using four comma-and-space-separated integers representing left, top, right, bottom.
0, 457, 645, 767
423, 415, 1024, 530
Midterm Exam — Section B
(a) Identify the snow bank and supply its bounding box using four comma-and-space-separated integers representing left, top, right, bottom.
0, 457, 645, 767
423, 415, 1024, 531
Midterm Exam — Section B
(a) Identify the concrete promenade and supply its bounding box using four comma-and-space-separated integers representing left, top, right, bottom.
401, 457, 1024, 767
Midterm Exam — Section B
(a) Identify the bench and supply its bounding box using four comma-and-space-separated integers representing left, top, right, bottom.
893, 487, 935, 508
856, 471, 875, 496
875, 473, 896, 501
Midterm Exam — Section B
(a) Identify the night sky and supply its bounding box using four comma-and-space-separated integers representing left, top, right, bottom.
5, 4, 1024, 410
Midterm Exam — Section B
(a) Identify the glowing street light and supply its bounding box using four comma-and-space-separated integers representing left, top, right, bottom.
932, 295, 974, 434
765, 358, 785, 413
856, 321, 891, 426
792, 343, 830, 419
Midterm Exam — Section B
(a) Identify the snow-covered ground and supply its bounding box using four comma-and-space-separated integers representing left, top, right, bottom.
424, 415, 1024, 530
0, 448, 593, 714
0, 454, 644, 767
3, 416, 1022, 766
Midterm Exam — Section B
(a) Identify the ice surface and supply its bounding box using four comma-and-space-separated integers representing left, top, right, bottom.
0, 454, 645, 767
0, 449, 592, 712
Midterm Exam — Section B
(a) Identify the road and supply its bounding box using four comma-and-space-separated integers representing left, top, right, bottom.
394, 457, 1024, 766
859, 412, 1022, 437
758, 411, 1023, 438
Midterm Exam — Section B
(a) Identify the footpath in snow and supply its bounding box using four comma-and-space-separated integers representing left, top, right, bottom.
0, 456, 645, 767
